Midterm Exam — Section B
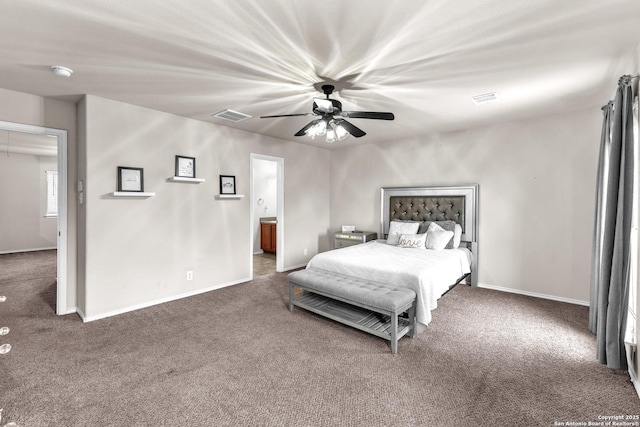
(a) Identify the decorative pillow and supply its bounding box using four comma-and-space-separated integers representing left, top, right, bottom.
453, 224, 462, 248
387, 221, 420, 245
419, 220, 457, 249
425, 222, 454, 250
397, 233, 427, 249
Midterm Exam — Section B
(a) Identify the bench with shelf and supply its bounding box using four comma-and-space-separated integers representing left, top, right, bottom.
288, 269, 416, 353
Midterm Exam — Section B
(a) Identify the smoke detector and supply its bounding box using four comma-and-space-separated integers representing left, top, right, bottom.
50, 65, 73, 77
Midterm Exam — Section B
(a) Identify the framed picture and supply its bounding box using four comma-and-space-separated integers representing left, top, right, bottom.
117, 166, 144, 192
220, 175, 236, 195
175, 155, 196, 178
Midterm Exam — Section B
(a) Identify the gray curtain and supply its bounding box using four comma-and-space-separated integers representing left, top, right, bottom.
589, 75, 634, 370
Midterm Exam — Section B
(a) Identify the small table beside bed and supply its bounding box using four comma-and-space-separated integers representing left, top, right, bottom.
288, 184, 479, 353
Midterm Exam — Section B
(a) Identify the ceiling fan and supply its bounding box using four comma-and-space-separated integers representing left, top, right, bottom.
260, 84, 394, 143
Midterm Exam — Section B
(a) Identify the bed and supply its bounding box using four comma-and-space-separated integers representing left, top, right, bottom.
305, 184, 479, 332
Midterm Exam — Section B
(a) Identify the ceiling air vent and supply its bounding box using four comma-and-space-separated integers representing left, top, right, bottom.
212, 109, 252, 122
471, 92, 499, 105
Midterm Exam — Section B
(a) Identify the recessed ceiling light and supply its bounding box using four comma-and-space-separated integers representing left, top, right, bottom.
50, 65, 73, 77
471, 92, 499, 105
212, 109, 252, 122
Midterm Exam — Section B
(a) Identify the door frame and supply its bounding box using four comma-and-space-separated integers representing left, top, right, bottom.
0, 120, 68, 315
250, 153, 284, 276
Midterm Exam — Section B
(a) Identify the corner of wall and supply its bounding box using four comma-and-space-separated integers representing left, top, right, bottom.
76, 96, 87, 316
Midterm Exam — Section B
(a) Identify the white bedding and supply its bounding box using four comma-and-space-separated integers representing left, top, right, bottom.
306, 240, 472, 331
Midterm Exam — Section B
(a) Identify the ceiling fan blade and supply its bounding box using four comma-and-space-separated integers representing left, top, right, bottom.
338, 120, 366, 138
294, 119, 321, 136
260, 113, 315, 119
340, 111, 394, 120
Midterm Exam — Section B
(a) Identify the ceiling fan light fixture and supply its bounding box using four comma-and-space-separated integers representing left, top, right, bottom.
306, 120, 327, 138
261, 82, 393, 142
326, 128, 337, 143
306, 127, 317, 139
335, 124, 349, 141
315, 120, 327, 136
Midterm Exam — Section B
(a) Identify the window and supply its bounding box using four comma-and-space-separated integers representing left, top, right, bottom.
45, 170, 58, 218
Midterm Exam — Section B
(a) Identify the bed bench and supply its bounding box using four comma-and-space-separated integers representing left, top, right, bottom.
288, 269, 417, 353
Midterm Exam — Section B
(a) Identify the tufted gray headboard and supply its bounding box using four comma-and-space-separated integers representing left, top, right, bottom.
380, 185, 479, 285
388, 196, 466, 226
380, 185, 478, 243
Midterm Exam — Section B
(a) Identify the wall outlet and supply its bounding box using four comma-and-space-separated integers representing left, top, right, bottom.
303, 249, 308, 256
186, 271, 193, 281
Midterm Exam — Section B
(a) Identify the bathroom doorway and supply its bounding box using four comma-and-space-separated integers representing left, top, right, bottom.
250, 154, 283, 278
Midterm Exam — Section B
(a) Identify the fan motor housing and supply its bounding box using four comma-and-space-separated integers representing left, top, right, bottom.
322, 84, 335, 95
313, 99, 342, 115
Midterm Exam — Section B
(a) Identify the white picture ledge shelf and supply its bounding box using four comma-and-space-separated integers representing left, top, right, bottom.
167, 177, 205, 183
111, 192, 156, 198
215, 194, 245, 200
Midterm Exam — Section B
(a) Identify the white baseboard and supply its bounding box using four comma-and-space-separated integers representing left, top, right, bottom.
79, 277, 251, 322
628, 357, 640, 399
625, 341, 640, 399
282, 263, 307, 272
0, 246, 57, 255
61, 306, 79, 316
630, 366, 640, 399
477, 282, 589, 306
77, 267, 310, 323
632, 376, 640, 400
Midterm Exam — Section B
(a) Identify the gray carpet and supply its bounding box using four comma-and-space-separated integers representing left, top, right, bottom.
0, 250, 638, 426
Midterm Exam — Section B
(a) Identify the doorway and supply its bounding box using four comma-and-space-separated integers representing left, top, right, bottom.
250, 154, 283, 278
0, 120, 68, 315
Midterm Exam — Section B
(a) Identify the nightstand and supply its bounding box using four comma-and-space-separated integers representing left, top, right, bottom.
334, 231, 377, 249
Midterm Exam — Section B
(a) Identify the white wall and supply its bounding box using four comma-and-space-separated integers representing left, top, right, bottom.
0, 151, 57, 252
330, 108, 601, 304
0, 87, 46, 125
78, 95, 330, 320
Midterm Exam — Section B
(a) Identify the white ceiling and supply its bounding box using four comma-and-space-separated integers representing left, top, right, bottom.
0, 0, 639, 149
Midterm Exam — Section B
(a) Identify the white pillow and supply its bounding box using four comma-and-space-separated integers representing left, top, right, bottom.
425, 222, 454, 250
397, 233, 427, 249
453, 224, 462, 248
387, 221, 420, 245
